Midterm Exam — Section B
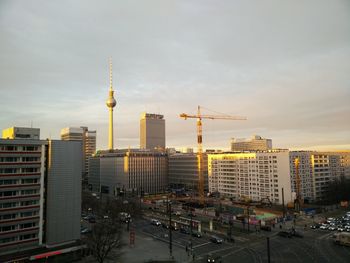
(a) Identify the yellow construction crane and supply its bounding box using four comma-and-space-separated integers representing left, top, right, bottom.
180, 105, 246, 204
294, 157, 303, 212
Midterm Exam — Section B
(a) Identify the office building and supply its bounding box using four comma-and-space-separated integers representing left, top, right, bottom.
61, 127, 96, 176
89, 149, 167, 196
168, 153, 208, 191
140, 113, 165, 150
0, 127, 82, 260
208, 150, 293, 205
231, 135, 272, 151
2, 126, 40, 140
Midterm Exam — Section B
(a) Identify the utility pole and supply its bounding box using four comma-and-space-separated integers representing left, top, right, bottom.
168, 198, 173, 258
282, 187, 285, 219
190, 209, 193, 253
267, 237, 271, 263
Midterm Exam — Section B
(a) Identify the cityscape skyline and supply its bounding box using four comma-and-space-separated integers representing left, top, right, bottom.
0, 0, 349, 151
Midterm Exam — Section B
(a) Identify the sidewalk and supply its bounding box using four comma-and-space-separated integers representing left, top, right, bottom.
118, 229, 189, 263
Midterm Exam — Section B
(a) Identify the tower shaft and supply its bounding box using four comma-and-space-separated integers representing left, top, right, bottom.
108, 108, 114, 150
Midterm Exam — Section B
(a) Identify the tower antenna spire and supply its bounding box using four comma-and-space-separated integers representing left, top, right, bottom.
109, 57, 113, 90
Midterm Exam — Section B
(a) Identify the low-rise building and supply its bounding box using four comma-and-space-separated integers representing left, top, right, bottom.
89, 149, 167, 196
168, 153, 208, 191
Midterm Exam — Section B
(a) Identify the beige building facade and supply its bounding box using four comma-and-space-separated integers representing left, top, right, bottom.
140, 113, 165, 150
208, 151, 293, 205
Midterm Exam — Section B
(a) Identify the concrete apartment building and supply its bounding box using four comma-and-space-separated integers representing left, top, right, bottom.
61, 126, 96, 177
207, 151, 293, 205
0, 128, 82, 260
140, 113, 165, 150
89, 149, 167, 196
168, 153, 208, 192
231, 135, 272, 151
290, 151, 350, 202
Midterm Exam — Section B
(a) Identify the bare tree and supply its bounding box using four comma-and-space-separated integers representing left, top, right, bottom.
83, 196, 142, 263
86, 218, 122, 263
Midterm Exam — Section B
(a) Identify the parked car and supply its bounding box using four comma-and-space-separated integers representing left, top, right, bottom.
151, 219, 161, 226
192, 231, 202, 238
310, 223, 321, 229
320, 224, 329, 230
207, 254, 222, 263
81, 227, 91, 234
278, 231, 292, 238
329, 226, 337, 231
210, 236, 223, 244
88, 216, 96, 223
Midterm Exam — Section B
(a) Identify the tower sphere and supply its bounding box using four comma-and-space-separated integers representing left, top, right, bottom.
106, 97, 116, 108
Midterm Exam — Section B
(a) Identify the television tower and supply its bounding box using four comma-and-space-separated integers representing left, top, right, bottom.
106, 58, 116, 151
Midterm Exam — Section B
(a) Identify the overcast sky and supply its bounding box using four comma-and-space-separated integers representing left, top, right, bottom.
0, 0, 349, 151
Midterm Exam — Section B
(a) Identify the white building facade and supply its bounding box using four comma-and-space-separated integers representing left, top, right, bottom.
208, 151, 293, 205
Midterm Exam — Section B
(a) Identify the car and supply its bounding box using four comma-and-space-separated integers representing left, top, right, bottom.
278, 231, 292, 238
180, 227, 190, 234
210, 236, 223, 244
81, 227, 91, 234
329, 226, 337, 231
310, 223, 321, 229
207, 254, 222, 263
320, 224, 329, 230
192, 231, 202, 238
151, 219, 161, 226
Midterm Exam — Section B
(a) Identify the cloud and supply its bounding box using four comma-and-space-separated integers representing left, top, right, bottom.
0, 0, 349, 150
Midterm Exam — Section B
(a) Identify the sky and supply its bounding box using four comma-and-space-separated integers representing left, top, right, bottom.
0, 0, 349, 151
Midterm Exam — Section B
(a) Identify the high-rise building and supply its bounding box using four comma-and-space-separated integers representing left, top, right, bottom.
89, 149, 167, 196
60, 127, 96, 177
2, 126, 40, 140
140, 113, 165, 150
208, 150, 293, 205
231, 135, 272, 151
168, 153, 208, 191
0, 128, 82, 261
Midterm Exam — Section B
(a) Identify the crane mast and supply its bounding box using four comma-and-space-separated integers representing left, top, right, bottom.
294, 157, 302, 212
180, 105, 246, 204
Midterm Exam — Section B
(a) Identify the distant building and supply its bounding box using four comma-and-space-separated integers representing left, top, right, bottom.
231, 135, 272, 151
89, 149, 167, 196
2, 127, 40, 140
140, 113, 165, 150
0, 135, 82, 260
168, 153, 208, 192
208, 150, 292, 205
61, 127, 96, 177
